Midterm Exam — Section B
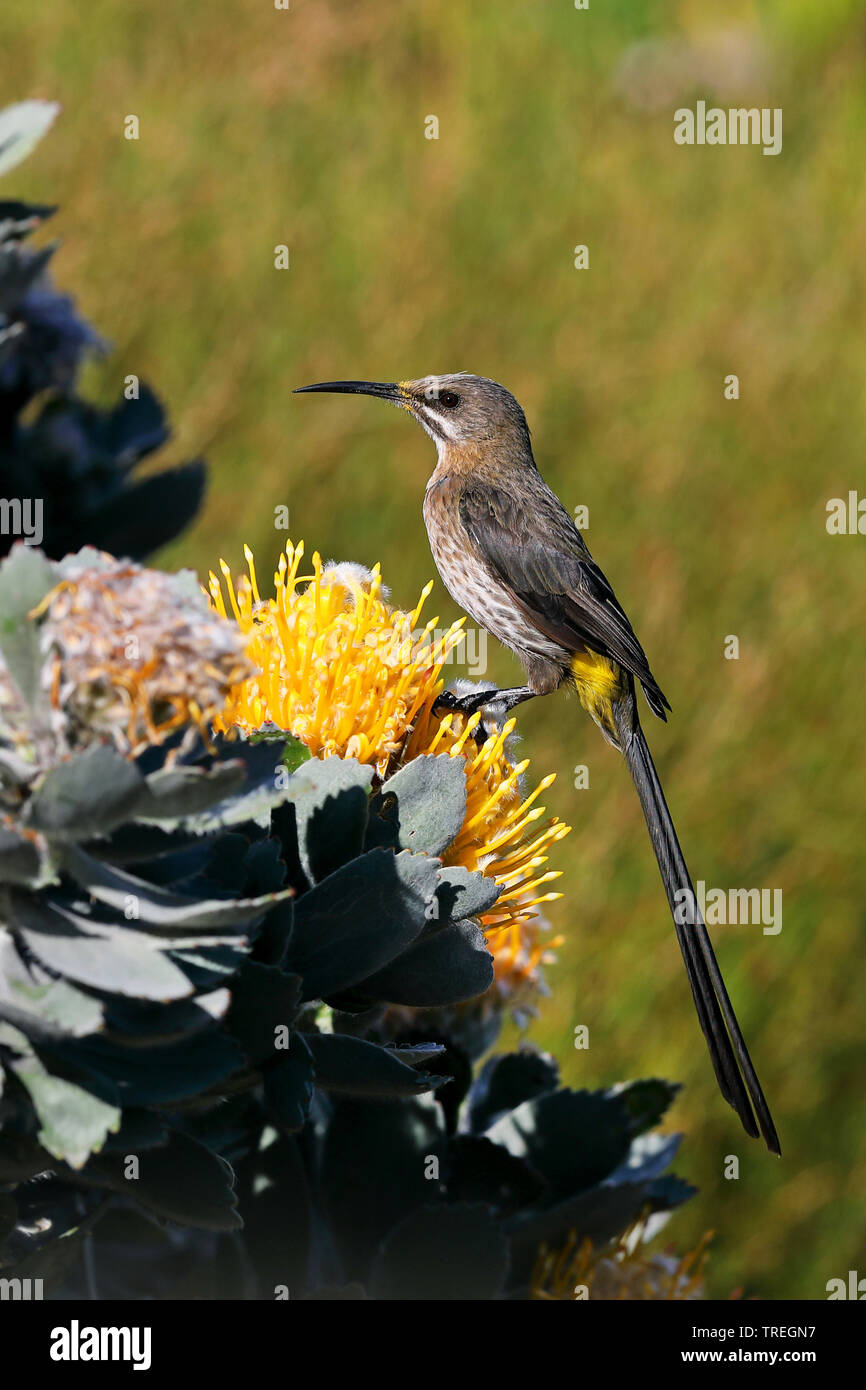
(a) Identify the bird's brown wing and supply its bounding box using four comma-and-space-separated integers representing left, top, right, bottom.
458, 482, 670, 719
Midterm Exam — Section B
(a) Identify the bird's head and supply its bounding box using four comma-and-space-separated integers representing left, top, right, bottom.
294, 373, 534, 469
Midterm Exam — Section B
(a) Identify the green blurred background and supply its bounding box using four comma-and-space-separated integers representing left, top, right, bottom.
5, 0, 865, 1299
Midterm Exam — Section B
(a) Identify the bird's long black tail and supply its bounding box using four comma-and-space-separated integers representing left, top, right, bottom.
617, 710, 780, 1155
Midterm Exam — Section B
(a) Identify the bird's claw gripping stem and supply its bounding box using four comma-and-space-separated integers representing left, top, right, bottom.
432, 688, 494, 718
432, 688, 494, 745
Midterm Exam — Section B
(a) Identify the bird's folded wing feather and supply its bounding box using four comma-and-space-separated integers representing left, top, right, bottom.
458, 483, 670, 711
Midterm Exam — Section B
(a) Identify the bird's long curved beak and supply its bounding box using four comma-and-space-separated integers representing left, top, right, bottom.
294, 380, 403, 403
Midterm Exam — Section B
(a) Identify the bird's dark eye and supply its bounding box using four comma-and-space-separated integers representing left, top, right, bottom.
438, 390, 459, 408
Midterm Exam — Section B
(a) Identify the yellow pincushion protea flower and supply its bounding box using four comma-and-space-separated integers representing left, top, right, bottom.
210, 542, 465, 775
210, 541, 571, 1001
531, 1222, 712, 1301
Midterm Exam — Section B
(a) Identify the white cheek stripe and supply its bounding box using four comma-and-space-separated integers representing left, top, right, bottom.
418, 404, 458, 441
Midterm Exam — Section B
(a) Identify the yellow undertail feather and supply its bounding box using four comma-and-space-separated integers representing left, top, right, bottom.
571, 646, 627, 743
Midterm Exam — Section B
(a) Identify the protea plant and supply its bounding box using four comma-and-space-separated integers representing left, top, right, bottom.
0, 545, 501, 1260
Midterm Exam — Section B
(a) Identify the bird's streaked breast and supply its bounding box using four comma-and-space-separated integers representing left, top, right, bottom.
423, 483, 566, 664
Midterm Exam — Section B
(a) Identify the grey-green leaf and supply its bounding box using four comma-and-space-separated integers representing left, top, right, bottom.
372, 754, 467, 857
0, 823, 50, 886
0, 545, 58, 713
358, 918, 494, 1007
24, 745, 146, 841
289, 848, 440, 1001
435, 865, 501, 922
307, 1033, 447, 1097
10, 892, 203, 1001
0, 100, 61, 179
10, 1053, 120, 1168
0, 936, 103, 1038
137, 762, 247, 820
61, 843, 292, 932
284, 756, 373, 882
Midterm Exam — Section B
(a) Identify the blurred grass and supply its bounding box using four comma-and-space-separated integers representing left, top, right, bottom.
4, 0, 866, 1298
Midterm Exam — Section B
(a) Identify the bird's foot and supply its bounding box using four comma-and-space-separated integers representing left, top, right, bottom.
432, 688, 495, 718
432, 687, 497, 745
